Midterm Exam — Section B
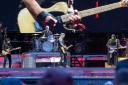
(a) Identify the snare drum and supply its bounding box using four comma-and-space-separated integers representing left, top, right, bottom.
42, 41, 53, 52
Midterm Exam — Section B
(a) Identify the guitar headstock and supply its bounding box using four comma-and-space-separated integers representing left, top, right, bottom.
121, 0, 128, 7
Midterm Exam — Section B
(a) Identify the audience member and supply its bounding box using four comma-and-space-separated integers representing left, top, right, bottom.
37, 68, 73, 85
115, 68, 128, 85
115, 59, 128, 85
1, 78, 23, 85
104, 81, 113, 85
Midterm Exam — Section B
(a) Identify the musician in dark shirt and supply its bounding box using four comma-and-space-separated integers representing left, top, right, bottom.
2, 38, 12, 68
106, 34, 122, 65
42, 26, 53, 38
59, 33, 71, 67
0, 22, 4, 52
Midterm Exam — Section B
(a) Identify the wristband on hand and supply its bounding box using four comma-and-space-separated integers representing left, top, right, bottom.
41, 12, 53, 21
36, 12, 53, 26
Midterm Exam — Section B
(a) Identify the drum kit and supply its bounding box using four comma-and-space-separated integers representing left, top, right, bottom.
32, 33, 60, 52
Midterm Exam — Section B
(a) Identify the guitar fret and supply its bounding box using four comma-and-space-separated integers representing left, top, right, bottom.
79, 2, 121, 18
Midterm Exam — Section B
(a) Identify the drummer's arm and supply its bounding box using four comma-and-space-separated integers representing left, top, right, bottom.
42, 34, 45, 37
42, 31, 45, 37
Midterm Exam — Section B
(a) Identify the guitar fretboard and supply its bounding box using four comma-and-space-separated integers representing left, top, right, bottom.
79, 2, 121, 18
61, 2, 121, 23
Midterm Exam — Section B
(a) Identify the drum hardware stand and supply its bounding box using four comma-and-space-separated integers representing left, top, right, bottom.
32, 34, 40, 51
18, 48, 22, 63
2, 27, 8, 50
53, 52, 56, 68
115, 35, 119, 65
53, 34, 60, 52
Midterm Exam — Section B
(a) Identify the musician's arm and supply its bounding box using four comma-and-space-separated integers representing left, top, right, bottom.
42, 31, 45, 37
106, 39, 111, 48
23, 0, 44, 18
23, 0, 57, 27
59, 39, 68, 49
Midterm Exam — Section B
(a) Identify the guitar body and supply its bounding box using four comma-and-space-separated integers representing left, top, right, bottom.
60, 47, 66, 54
60, 45, 73, 54
18, 2, 68, 33
108, 47, 117, 53
2, 50, 10, 56
2, 47, 21, 56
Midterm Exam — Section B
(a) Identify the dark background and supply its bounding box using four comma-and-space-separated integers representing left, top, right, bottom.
0, 0, 128, 32
5, 32, 127, 55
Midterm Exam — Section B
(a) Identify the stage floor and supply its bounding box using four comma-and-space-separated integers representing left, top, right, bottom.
0, 68, 114, 79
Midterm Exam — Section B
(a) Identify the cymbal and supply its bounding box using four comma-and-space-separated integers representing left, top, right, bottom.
41, 36, 47, 39
32, 34, 39, 35
54, 33, 60, 36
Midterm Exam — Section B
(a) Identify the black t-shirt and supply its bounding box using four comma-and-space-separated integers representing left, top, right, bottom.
2, 43, 12, 51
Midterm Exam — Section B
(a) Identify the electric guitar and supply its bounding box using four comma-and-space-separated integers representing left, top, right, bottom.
18, 1, 128, 33
2, 47, 21, 56
108, 46, 127, 53
60, 45, 73, 54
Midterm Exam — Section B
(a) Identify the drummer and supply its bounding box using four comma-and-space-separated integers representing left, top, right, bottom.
42, 25, 53, 38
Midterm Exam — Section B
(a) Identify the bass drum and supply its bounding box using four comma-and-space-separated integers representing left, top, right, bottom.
47, 35, 55, 43
42, 41, 53, 52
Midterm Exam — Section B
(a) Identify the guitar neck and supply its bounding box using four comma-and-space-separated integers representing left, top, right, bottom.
10, 47, 20, 51
79, 2, 121, 18
11, 48, 17, 51
68, 45, 73, 48
61, 2, 121, 23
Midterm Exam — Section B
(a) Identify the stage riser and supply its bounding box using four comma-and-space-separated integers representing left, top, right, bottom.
0, 53, 107, 68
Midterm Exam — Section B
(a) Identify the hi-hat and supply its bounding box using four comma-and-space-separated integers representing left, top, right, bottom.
41, 36, 47, 39
32, 34, 39, 35
54, 33, 60, 36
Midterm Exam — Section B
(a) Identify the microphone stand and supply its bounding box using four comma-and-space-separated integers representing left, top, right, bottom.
115, 35, 119, 65
2, 27, 7, 50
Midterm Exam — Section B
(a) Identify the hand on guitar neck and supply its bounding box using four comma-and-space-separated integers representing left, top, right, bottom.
61, 45, 73, 54
65, 45, 73, 50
